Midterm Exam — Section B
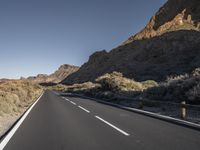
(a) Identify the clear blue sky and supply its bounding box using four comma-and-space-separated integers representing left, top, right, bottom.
0, 0, 166, 79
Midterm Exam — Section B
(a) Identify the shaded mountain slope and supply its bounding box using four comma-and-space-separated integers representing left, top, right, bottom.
62, 0, 200, 84
63, 30, 200, 84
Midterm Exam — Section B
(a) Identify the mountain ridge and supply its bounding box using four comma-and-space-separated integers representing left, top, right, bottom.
62, 0, 200, 84
123, 0, 200, 45
26, 64, 79, 84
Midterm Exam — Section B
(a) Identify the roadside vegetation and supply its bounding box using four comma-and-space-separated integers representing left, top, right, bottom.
42, 69, 200, 123
48, 68, 200, 105
47, 71, 158, 102
0, 80, 43, 116
45, 82, 99, 92
143, 68, 200, 104
95, 72, 158, 92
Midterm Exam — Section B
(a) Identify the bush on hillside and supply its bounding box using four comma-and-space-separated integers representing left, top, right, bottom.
186, 83, 200, 102
0, 80, 43, 116
66, 82, 100, 92
45, 84, 68, 92
95, 72, 158, 92
143, 69, 200, 104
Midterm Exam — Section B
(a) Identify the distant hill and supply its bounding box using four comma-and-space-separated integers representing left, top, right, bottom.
27, 64, 79, 84
0, 78, 10, 82
62, 0, 200, 84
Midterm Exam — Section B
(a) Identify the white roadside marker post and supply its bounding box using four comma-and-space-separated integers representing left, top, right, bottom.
181, 101, 187, 120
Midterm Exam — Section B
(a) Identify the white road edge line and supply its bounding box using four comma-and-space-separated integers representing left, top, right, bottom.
70, 101, 76, 105
0, 92, 44, 150
64, 98, 70, 102
95, 116, 130, 136
78, 106, 90, 113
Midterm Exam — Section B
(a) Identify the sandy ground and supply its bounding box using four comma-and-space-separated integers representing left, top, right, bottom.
0, 105, 31, 138
0, 115, 20, 137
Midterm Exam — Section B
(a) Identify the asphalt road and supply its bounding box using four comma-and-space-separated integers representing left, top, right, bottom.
2, 90, 200, 150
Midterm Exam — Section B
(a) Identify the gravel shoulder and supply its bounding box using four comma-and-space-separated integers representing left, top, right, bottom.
0, 115, 19, 137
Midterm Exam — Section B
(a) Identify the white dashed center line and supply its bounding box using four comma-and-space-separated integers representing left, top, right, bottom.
95, 116, 130, 136
70, 101, 76, 105
78, 106, 90, 113
64, 98, 70, 102
61, 96, 130, 137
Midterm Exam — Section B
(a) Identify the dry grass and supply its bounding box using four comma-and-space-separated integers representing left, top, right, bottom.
0, 80, 43, 116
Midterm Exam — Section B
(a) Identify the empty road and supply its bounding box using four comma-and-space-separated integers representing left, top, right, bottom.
1, 90, 200, 150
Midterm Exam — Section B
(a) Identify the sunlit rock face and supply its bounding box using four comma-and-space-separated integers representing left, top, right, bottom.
27, 64, 79, 84
123, 0, 200, 45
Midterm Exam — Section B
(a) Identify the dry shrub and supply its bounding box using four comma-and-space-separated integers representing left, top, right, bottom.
46, 82, 100, 92
141, 80, 158, 89
0, 80, 43, 116
96, 72, 158, 92
186, 83, 200, 102
45, 84, 68, 92
192, 68, 200, 76
144, 68, 200, 104
66, 82, 100, 91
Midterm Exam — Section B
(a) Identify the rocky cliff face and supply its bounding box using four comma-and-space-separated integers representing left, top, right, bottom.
124, 0, 200, 45
62, 0, 200, 84
27, 64, 79, 84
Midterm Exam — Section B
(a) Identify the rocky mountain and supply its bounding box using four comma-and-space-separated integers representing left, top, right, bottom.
27, 64, 79, 84
123, 0, 200, 45
62, 0, 200, 84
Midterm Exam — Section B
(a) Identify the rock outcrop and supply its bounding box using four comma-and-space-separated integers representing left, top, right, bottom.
123, 0, 200, 44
